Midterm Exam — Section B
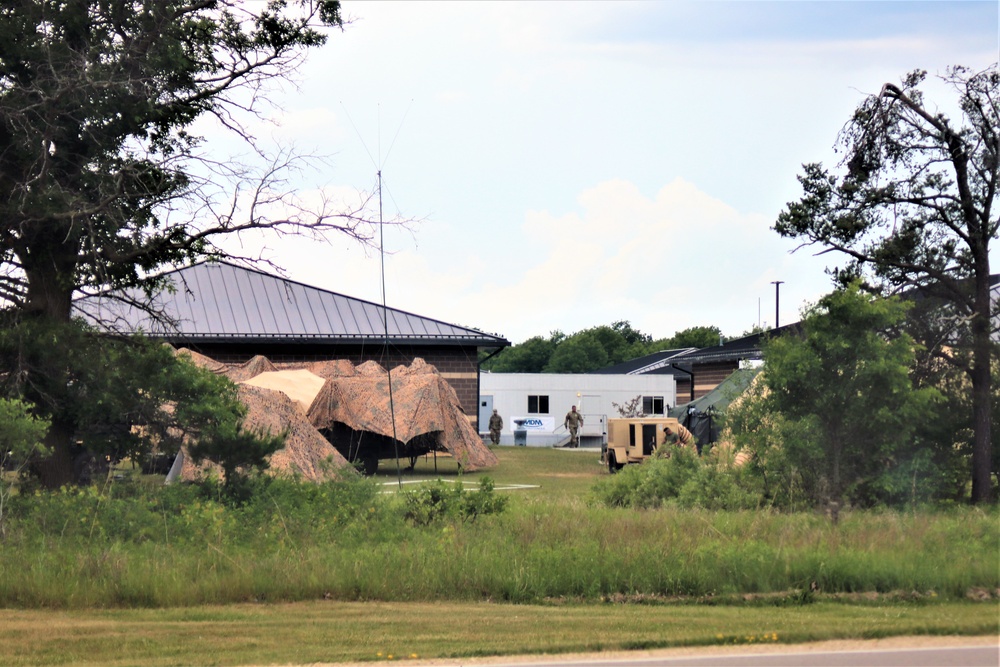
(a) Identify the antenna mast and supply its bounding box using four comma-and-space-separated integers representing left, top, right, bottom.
378, 170, 403, 489
344, 102, 411, 488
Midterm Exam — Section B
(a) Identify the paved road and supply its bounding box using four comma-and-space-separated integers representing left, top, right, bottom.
483, 646, 998, 667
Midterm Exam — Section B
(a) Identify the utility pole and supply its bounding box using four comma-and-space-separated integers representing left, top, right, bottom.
771, 280, 784, 329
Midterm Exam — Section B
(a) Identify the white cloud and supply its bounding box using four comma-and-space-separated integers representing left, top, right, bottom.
199, 1, 997, 349
328, 177, 837, 344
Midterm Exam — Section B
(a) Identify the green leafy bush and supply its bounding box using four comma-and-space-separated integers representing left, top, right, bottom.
6, 472, 387, 548
591, 449, 756, 510
403, 477, 507, 525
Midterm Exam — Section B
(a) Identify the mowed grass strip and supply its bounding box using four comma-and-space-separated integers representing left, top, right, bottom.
0, 600, 996, 667
374, 446, 603, 499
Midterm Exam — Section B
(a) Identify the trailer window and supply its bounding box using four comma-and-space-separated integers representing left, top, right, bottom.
642, 396, 665, 415
527, 395, 549, 414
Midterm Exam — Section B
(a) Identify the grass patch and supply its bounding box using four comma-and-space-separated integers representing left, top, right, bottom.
374, 445, 603, 499
0, 600, 995, 666
0, 447, 997, 609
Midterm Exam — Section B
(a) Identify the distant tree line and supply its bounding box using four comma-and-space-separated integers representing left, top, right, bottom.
481, 321, 727, 374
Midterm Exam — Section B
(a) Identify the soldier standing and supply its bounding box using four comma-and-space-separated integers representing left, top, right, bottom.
564, 405, 583, 447
488, 409, 503, 445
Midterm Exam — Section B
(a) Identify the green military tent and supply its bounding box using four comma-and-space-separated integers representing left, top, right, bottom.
668, 367, 761, 451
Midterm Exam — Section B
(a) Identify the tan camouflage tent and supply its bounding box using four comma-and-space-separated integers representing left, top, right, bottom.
242, 368, 327, 412
226, 355, 279, 382
167, 382, 352, 483
175, 347, 227, 373
306, 358, 498, 471
169, 350, 495, 480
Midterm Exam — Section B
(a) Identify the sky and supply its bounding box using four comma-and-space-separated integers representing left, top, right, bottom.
214, 1, 999, 345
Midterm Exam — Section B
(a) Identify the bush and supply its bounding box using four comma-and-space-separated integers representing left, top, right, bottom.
403, 477, 507, 526
0, 397, 50, 536
6, 472, 387, 548
591, 449, 757, 510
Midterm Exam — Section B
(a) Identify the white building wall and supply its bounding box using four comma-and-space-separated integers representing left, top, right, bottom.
479, 372, 677, 446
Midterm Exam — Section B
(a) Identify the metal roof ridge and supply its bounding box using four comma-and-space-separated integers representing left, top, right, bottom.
174, 261, 509, 342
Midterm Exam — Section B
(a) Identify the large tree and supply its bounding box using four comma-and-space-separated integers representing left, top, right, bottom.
483, 335, 559, 373
761, 285, 938, 509
668, 325, 724, 350
0, 1, 384, 486
775, 66, 998, 503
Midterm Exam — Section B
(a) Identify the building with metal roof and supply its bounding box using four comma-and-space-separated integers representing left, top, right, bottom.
592, 326, 800, 404
664, 325, 800, 403
589, 348, 696, 376
75, 261, 509, 428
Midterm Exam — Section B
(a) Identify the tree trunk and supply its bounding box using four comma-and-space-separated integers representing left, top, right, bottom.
830, 428, 842, 503
20, 247, 80, 488
969, 271, 994, 504
22, 244, 76, 322
31, 420, 77, 489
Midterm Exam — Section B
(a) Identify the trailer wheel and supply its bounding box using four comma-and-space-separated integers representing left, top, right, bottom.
607, 452, 621, 474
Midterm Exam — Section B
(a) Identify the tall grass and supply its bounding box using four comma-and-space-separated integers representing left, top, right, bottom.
1, 473, 996, 609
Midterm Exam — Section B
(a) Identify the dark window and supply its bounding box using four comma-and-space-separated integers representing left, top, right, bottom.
527, 395, 549, 414
642, 396, 665, 415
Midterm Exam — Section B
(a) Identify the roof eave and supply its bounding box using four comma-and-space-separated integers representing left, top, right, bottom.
149, 333, 509, 347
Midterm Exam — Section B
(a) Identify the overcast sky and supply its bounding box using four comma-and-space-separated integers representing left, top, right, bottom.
217, 1, 999, 344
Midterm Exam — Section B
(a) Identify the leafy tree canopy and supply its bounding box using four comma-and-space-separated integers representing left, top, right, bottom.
484, 336, 556, 373
758, 284, 938, 507
0, 316, 278, 486
0, 1, 366, 486
774, 65, 998, 503
545, 334, 609, 373
0, 1, 355, 320
482, 321, 729, 374
669, 325, 723, 350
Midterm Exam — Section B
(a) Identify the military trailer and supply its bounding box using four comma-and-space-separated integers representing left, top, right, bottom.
602, 417, 681, 472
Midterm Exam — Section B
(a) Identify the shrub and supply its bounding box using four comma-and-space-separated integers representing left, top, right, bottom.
0, 398, 49, 537
591, 449, 755, 510
403, 477, 507, 526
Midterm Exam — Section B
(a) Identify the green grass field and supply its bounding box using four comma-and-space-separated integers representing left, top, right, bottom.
1, 445, 997, 665
374, 445, 602, 498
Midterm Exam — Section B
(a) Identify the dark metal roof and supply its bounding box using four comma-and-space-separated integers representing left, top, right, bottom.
74, 261, 509, 347
592, 348, 696, 375
666, 323, 802, 366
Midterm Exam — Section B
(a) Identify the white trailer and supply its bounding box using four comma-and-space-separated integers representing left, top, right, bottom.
478, 372, 677, 447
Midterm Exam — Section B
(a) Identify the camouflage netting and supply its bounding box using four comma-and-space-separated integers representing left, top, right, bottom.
306, 358, 498, 471
241, 368, 326, 412
168, 349, 496, 478
304, 359, 358, 379
226, 355, 278, 382
170, 384, 352, 483
175, 347, 227, 374
239, 384, 350, 479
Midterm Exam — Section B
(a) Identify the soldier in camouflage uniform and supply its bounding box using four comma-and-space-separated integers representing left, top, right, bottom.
564, 405, 583, 447
652, 423, 695, 458
488, 409, 503, 445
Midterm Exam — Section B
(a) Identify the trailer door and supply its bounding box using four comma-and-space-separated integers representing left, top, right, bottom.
642, 423, 657, 456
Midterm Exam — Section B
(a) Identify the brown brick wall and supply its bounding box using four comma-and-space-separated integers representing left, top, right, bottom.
675, 377, 693, 405
179, 341, 483, 427
691, 361, 740, 399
